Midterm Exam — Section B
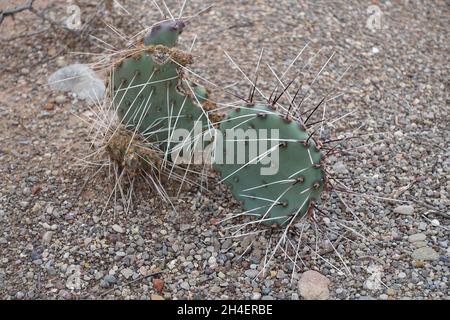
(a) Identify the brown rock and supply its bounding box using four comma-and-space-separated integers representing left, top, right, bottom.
298, 270, 330, 300
42, 102, 55, 111
31, 185, 41, 195
152, 278, 164, 293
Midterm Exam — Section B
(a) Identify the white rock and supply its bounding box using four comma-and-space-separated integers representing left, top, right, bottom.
251, 292, 261, 300
56, 56, 66, 67
431, 219, 440, 226
42, 231, 53, 244
55, 95, 67, 104
394, 130, 403, 137
112, 224, 124, 233
208, 256, 217, 267
298, 270, 330, 300
167, 259, 177, 270
364, 264, 384, 291
48, 64, 105, 104
120, 268, 133, 279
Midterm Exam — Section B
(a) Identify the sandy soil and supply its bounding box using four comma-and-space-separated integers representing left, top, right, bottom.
0, 0, 448, 300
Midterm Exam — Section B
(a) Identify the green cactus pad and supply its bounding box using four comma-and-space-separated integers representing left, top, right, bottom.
143, 20, 185, 47
213, 104, 325, 226
110, 45, 211, 151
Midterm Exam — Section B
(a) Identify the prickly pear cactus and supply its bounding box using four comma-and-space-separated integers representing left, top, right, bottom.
109, 21, 214, 151
213, 104, 325, 226
144, 19, 185, 47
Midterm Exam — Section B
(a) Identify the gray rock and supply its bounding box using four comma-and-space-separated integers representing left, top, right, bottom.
58, 290, 72, 299
47, 267, 57, 276
412, 247, 439, 261
99, 280, 110, 288
26, 290, 36, 299
276, 270, 286, 279
408, 233, 426, 243
104, 274, 117, 284
393, 205, 414, 215
418, 222, 427, 231
413, 241, 427, 248
31, 250, 41, 261
210, 285, 221, 293
244, 269, 259, 278
332, 161, 348, 174
180, 224, 191, 231
94, 271, 104, 280
19, 201, 29, 208
180, 281, 190, 290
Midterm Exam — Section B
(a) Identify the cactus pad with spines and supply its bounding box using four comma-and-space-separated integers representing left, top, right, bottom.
213, 104, 325, 226
110, 45, 212, 151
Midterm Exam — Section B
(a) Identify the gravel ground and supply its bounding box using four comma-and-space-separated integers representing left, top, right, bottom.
0, 0, 448, 300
